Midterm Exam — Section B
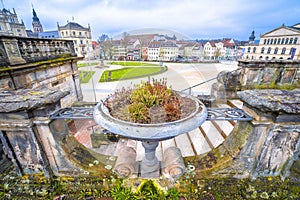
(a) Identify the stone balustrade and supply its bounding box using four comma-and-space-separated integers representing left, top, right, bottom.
0, 35, 76, 66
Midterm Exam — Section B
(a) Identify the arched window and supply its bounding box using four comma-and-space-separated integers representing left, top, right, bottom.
294, 37, 298, 44
251, 56, 254, 59
274, 38, 277, 44
267, 39, 270, 44
253, 47, 256, 53
281, 38, 284, 44
247, 47, 251, 53
261, 47, 265, 53
259, 56, 263, 60
267, 47, 271, 54
289, 38, 293, 44
278, 38, 281, 44
270, 39, 273, 44
266, 56, 269, 60
285, 38, 289, 44
274, 47, 278, 54
289, 48, 293, 55
264, 39, 267, 44
281, 47, 286, 54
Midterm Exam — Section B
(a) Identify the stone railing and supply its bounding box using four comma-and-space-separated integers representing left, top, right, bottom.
0, 35, 77, 66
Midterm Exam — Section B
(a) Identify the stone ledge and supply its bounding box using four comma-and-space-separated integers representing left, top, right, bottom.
238, 89, 300, 114
0, 88, 69, 112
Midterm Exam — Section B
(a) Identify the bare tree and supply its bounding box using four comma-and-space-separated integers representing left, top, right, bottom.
99, 38, 113, 60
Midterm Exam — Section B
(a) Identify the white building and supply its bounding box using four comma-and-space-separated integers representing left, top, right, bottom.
57, 22, 92, 58
243, 24, 300, 60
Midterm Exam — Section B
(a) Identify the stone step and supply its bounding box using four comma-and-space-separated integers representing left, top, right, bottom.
227, 99, 244, 109
200, 121, 226, 148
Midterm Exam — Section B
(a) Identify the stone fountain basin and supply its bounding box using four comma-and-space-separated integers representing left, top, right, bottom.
93, 93, 207, 141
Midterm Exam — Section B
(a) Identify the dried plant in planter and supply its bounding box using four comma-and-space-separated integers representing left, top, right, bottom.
104, 78, 197, 124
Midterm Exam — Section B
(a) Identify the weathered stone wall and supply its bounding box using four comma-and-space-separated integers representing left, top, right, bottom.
210, 60, 299, 102
0, 36, 83, 176
238, 60, 299, 89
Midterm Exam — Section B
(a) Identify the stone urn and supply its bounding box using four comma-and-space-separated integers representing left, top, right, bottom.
94, 92, 207, 178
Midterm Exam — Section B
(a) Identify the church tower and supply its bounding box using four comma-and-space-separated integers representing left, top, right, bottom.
248, 30, 255, 44
32, 7, 43, 32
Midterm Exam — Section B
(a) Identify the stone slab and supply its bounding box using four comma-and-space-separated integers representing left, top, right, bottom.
238, 89, 300, 114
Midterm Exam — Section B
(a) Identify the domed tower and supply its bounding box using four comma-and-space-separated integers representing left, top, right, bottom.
32, 7, 43, 32
249, 30, 255, 44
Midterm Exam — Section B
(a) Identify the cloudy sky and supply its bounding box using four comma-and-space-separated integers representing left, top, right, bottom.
3, 0, 300, 40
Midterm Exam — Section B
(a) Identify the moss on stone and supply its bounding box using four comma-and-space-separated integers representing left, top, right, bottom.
61, 134, 115, 176
184, 122, 253, 177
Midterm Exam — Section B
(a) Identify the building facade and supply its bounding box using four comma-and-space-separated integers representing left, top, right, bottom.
243, 24, 300, 60
57, 22, 92, 58
0, 8, 27, 37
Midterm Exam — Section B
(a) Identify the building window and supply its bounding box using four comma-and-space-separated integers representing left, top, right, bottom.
267, 47, 271, 54
62, 32, 64, 37
80, 40, 83, 44
261, 47, 265, 53
0, 25, 2, 30
17, 29, 21, 32
267, 39, 270, 44
253, 47, 256, 53
251, 56, 254, 59
281, 47, 286, 54
289, 38, 293, 44
281, 38, 284, 44
266, 56, 269, 60
270, 39, 273, 44
264, 39, 266, 44
73, 31, 76, 36
277, 38, 281, 44
294, 37, 298, 44
285, 38, 289, 44
274, 38, 277, 44
289, 49, 293, 55
79, 32, 82, 36
274, 47, 278, 54
247, 47, 251, 53
66, 31, 68, 36
259, 56, 263, 60
74, 40, 77, 44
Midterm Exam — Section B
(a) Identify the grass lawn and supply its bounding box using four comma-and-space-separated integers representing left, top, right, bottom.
109, 61, 159, 67
78, 62, 99, 68
79, 70, 96, 83
99, 66, 167, 82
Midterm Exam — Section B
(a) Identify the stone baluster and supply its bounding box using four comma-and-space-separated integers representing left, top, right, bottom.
49, 41, 56, 56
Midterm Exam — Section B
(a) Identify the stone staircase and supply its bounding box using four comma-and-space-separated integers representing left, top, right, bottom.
88, 99, 244, 160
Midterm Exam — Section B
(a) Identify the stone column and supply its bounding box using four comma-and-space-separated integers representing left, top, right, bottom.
71, 62, 83, 101
34, 118, 82, 176
141, 141, 160, 178
0, 118, 49, 177
0, 38, 26, 65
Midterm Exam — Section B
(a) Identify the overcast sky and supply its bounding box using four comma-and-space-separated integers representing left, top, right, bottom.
3, 0, 300, 41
